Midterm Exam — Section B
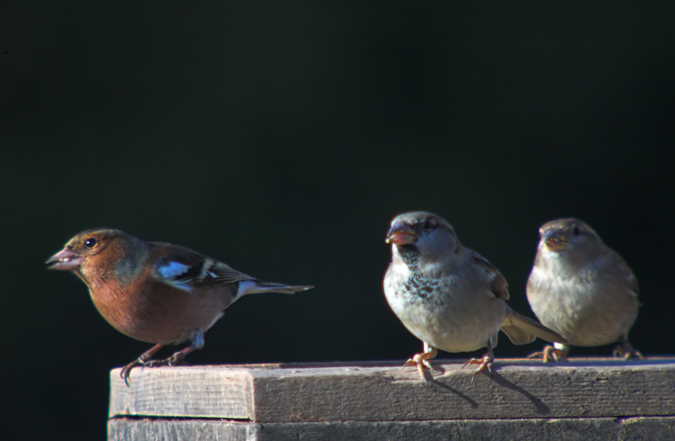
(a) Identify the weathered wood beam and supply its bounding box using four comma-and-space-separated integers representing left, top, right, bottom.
109, 357, 675, 423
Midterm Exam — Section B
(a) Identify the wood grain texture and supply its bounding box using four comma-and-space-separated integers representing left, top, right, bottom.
108, 416, 675, 441
109, 367, 252, 419
109, 358, 675, 423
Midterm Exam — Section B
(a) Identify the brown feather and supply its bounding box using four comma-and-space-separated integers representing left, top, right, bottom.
470, 251, 510, 302
501, 307, 567, 345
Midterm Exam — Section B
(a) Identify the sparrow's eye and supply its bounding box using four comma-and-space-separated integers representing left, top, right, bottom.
84, 238, 98, 248
423, 220, 436, 230
572, 226, 581, 236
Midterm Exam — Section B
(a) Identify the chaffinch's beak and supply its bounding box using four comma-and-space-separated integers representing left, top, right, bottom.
46, 247, 83, 270
386, 224, 417, 246
544, 230, 567, 251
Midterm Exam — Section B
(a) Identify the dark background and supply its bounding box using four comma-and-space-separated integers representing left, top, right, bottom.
2, 1, 674, 439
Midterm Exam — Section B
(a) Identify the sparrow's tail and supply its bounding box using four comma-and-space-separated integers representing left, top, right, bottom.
238, 280, 314, 296
501, 307, 567, 345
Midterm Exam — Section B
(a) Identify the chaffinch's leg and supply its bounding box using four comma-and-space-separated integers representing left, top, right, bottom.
121, 343, 164, 386
120, 330, 206, 386
146, 329, 205, 367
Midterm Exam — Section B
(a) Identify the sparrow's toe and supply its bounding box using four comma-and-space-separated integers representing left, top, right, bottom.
462, 355, 493, 383
402, 345, 437, 385
613, 337, 642, 360
527, 345, 567, 363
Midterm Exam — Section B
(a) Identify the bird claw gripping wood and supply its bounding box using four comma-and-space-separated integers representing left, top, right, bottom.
527, 345, 566, 363
613, 339, 643, 360
144, 356, 189, 369
120, 353, 190, 387
120, 343, 165, 386
121, 359, 143, 387
462, 355, 493, 383
403, 355, 434, 386
402, 345, 438, 386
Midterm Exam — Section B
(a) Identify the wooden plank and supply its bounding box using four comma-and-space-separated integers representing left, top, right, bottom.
108, 418, 249, 441
109, 367, 252, 419
108, 416, 675, 441
109, 358, 675, 423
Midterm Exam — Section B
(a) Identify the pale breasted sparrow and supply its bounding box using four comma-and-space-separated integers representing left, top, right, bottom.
526, 218, 640, 362
384, 212, 565, 383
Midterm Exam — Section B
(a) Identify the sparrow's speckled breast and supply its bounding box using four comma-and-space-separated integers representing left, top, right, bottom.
385, 266, 505, 353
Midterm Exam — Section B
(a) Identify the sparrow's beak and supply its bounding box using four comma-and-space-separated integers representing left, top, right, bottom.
46, 247, 83, 270
386, 224, 417, 246
544, 231, 567, 251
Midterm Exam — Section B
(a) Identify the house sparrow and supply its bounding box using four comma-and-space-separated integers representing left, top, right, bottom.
46, 228, 313, 384
526, 218, 641, 362
383, 212, 565, 384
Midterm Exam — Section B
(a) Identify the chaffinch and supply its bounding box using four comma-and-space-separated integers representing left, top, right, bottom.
526, 218, 641, 362
384, 212, 566, 384
46, 228, 313, 384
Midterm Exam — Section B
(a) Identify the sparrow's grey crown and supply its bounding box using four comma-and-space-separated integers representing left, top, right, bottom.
390, 211, 453, 231
540, 218, 602, 243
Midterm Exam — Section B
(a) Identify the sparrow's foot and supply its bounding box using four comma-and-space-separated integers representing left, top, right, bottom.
462, 354, 494, 383
403, 354, 433, 384
613, 336, 642, 360
527, 345, 567, 363
402, 344, 438, 386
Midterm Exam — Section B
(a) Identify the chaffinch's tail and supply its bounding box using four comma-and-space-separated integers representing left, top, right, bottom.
238, 280, 314, 296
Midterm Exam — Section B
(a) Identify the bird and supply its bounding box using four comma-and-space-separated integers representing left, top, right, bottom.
46, 228, 313, 384
526, 218, 641, 362
383, 211, 565, 384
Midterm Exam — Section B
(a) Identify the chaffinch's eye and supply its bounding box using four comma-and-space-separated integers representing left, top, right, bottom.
84, 238, 98, 248
572, 226, 581, 236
